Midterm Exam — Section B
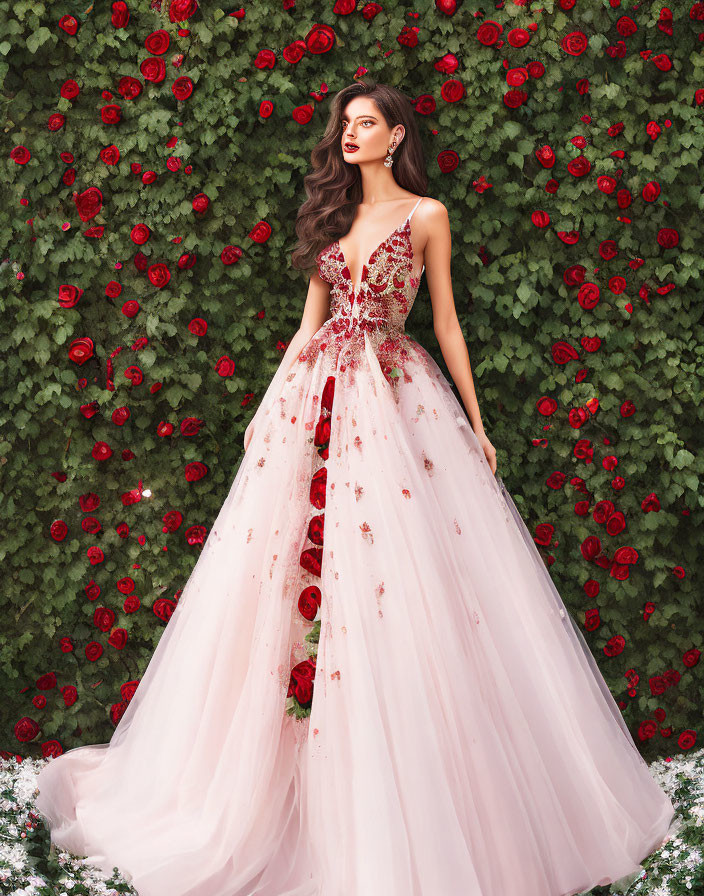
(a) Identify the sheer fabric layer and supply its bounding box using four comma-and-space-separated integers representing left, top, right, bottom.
35, 324, 678, 896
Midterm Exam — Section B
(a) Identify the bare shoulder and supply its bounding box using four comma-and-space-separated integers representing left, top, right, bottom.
415, 198, 449, 248
417, 197, 449, 226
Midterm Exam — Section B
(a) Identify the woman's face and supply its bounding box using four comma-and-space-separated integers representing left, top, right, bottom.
339, 97, 402, 164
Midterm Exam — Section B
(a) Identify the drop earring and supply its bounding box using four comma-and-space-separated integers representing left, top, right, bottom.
384, 137, 399, 168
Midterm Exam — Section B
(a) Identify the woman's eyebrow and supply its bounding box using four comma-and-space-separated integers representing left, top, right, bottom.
341, 115, 378, 120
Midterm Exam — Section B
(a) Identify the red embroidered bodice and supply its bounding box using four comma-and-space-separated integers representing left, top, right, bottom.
315, 196, 426, 341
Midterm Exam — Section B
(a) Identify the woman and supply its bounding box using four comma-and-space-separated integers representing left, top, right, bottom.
36, 79, 679, 896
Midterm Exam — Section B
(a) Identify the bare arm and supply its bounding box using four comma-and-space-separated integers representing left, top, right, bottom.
277, 269, 332, 375
244, 269, 331, 450
423, 201, 486, 437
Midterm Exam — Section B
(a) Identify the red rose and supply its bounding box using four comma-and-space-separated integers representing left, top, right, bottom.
14, 717, 40, 743
613, 546, 638, 565
118, 75, 141, 98
80, 401, 99, 418
117, 576, 135, 594
192, 192, 210, 214
94, 607, 116, 632
603, 635, 625, 657
307, 513, 325, 545
145, 29, 170, 54
172, 76, 194, 101
476, 20, 502, 46
62, 685, 77, 704
157, 421, 175, 437
101, 104, 122, 124
121, 680, 140, 701
437, 150, 459, 173
434, 52, 458, 74
50, 520, 68, 541
180, 416, 205, 436
507, 28, 531, 48
109, 628, 128, 649
504, 89, 528, 109
169, 0, 199, 23
177, 252, 196, 270
677, 730, 697, 751
111, 1, 130, 27
440, 79, 465, 103
58, 284, 83, 308
11, 145, 31, 164
683, 648, 700, 668
657, 227, 679, 249
79, 492, 100, 511
99, 144, 120, 165
162, 510, 183, 532
188, 317, 207, 335
134, 251, 149, 272
562, 31, 588, 56
82, 516, 102, 535
551, 341, 579, 364
58, 15, 78, 35
567, 155, 591, 177
259, 99, 273, 118
73, 187, 103, 221
110, 701, 129, 725
91, 441, 113, 461
215, 355, 235, 376
536, 396, 557, 417
47, 113, 66, 131
283, 41, 307, 64
122, 300, 140, 317
298, 585, 321, 621
105, 280, 122, 298
124, 365, 143, 385
415, 94, 436, 115
184, 461, 208, 482
111, 406, 130, 425
287, 659, 316, 706
254, 49, 276, 69
305, 22, 335, 53
85, 641, 103, 662
140, 57, 166, 83
321, 376, 335, 412
309, 467, 327, 509
68, 337, 95, 365
249, 221, 271, 243
131, 223, 151, 244
314, 416, 331, 446
220, 245, 241, 265
577, 283, 600, 310
153, 597, 177, 622
61, 79, 80, 99
185, 525, 207, 546
87, 546, 104, 565
147, 262, 171, 288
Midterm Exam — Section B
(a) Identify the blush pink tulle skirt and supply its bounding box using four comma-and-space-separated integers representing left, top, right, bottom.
36, 328, 679, 896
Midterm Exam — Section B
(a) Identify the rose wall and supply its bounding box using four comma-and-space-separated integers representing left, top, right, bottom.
1, 0, 702, 763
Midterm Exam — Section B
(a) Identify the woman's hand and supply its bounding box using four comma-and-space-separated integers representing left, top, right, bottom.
476, 431, 497, 475
243, 420, 255, 452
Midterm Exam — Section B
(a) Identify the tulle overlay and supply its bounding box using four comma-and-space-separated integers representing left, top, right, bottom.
36, 198, 677, 896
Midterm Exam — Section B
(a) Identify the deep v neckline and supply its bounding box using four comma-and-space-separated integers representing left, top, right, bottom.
335, 197, 424, 299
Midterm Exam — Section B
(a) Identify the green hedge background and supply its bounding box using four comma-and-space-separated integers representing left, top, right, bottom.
1, 0, 701, 764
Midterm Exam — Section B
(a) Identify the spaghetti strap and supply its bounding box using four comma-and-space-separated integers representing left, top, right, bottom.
407, 196, 424, 224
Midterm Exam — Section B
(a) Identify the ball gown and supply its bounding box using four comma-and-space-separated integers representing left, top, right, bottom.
35, 196, 679, 896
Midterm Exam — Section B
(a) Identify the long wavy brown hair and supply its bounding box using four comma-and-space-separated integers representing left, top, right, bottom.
291, 78, 429, 275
